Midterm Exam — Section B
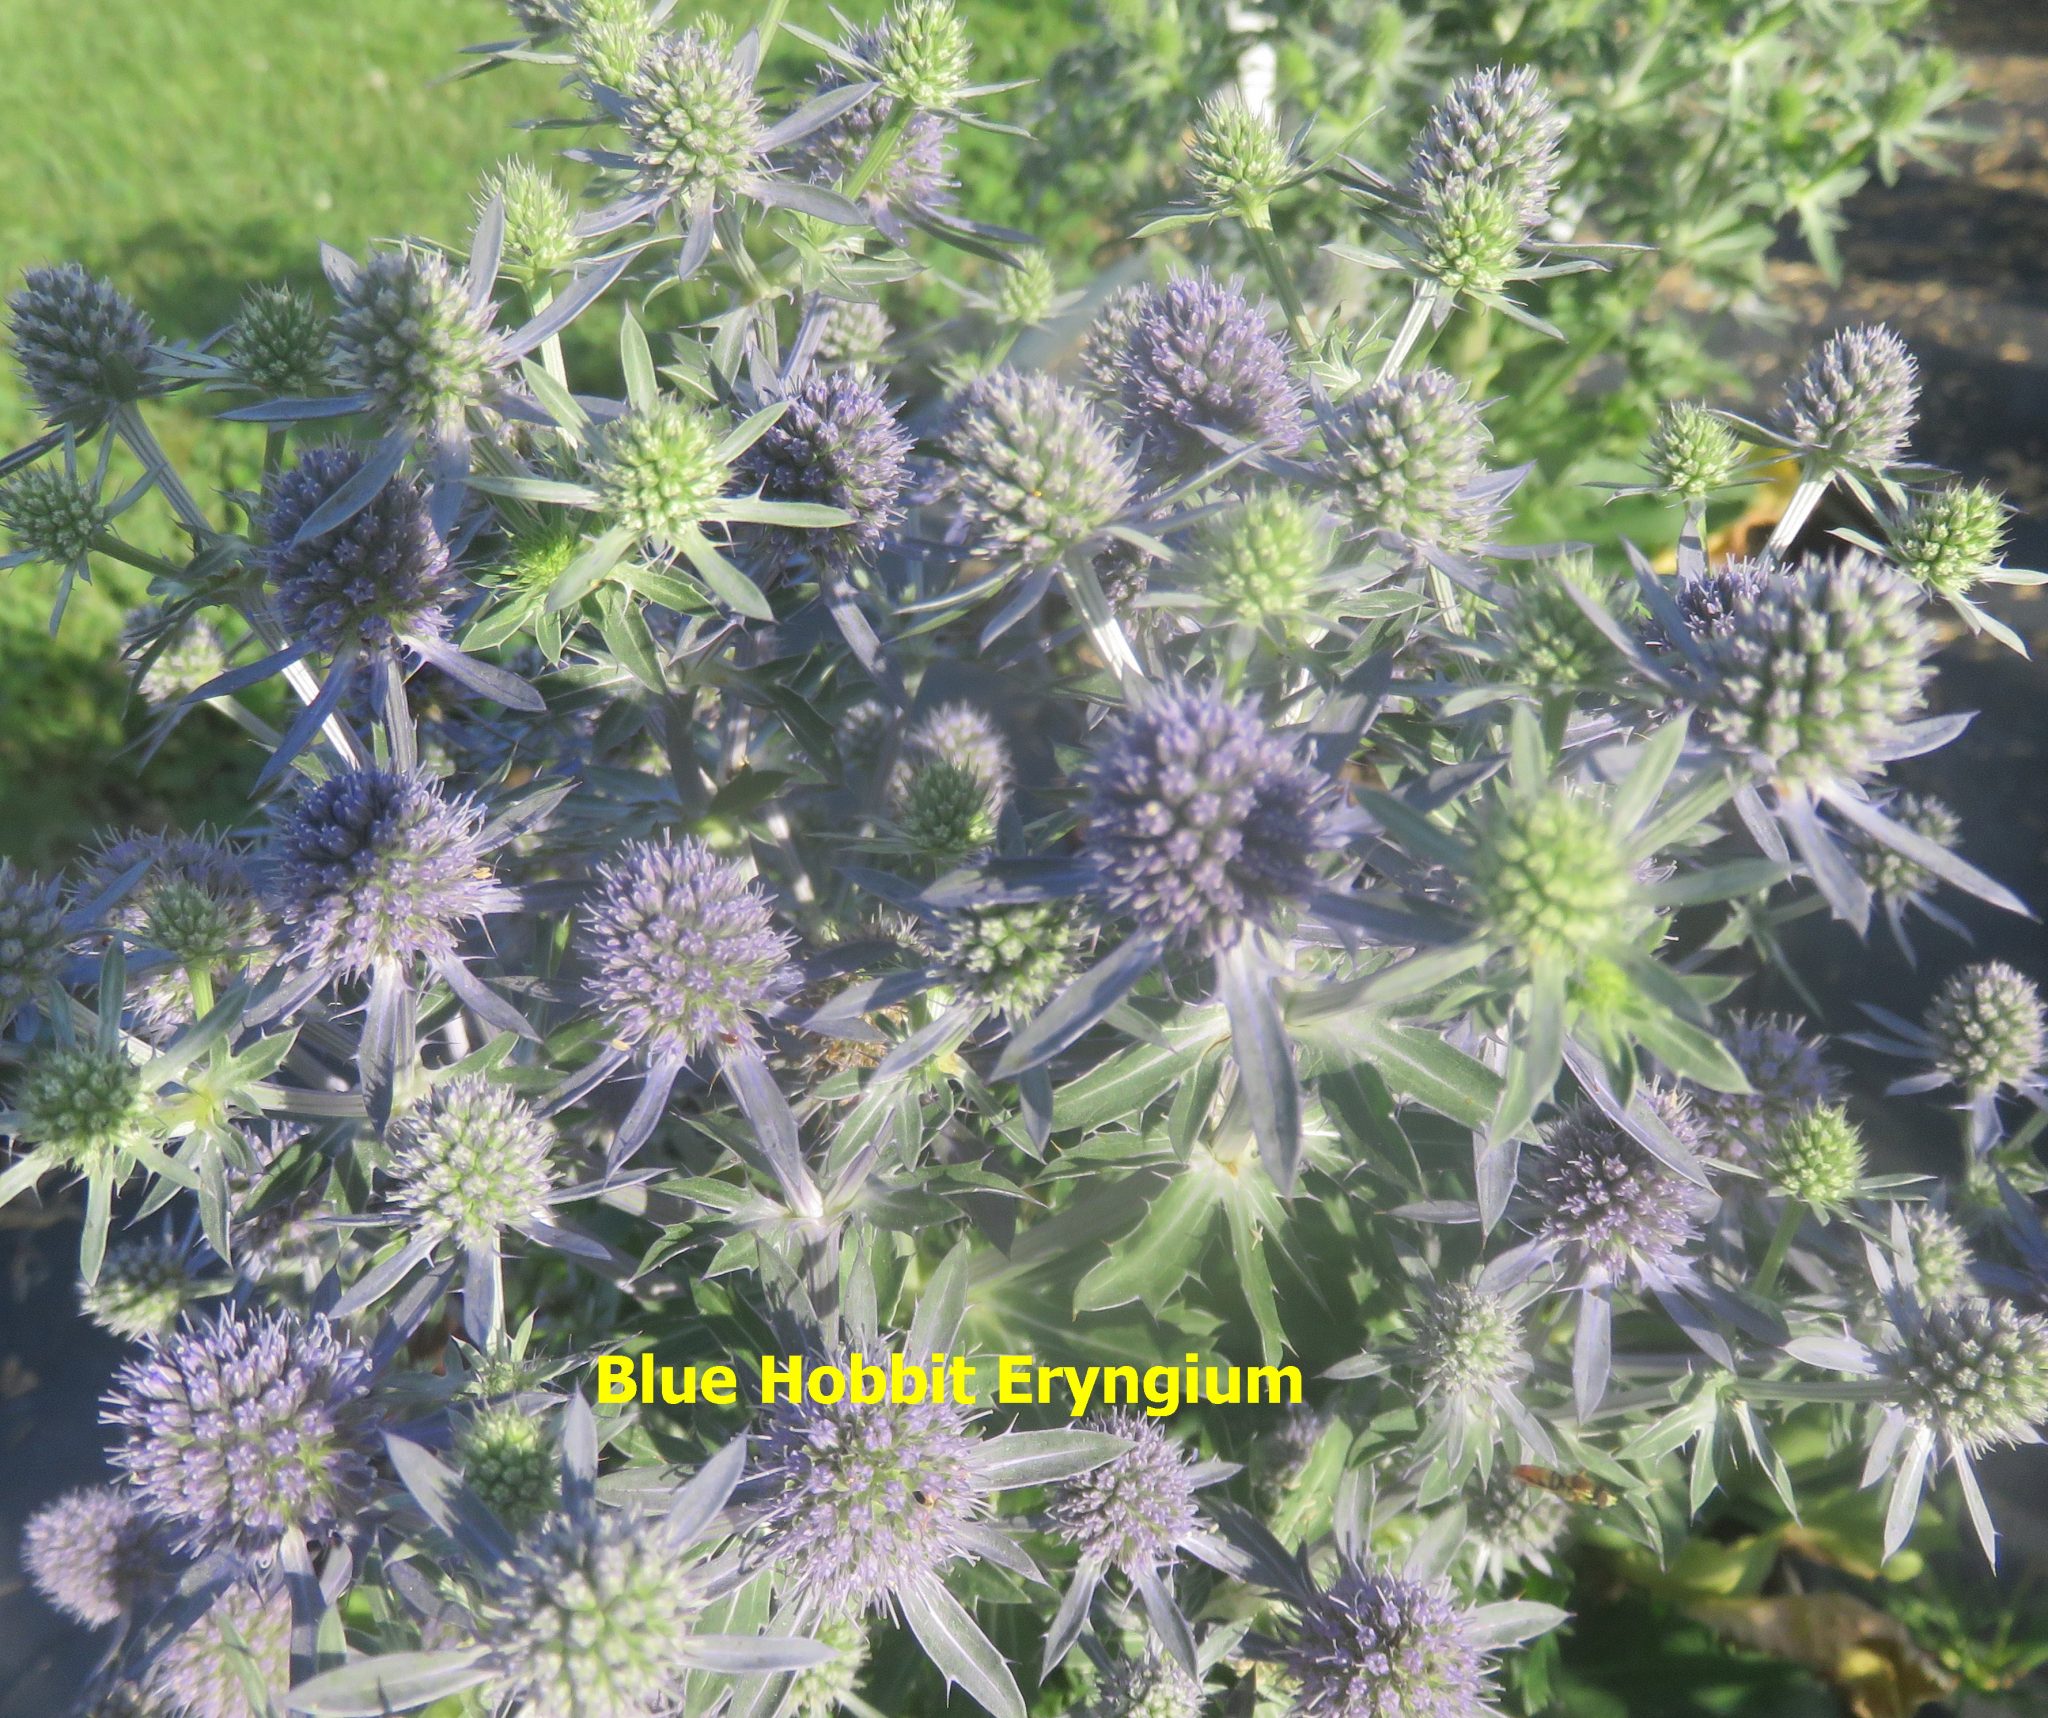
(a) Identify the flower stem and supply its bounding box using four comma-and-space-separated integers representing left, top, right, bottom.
1764, 471, 1829, 561
113, 403, 209, 537
842, 102, 911, 206
1754, 1199, 1804, 1300
1245, 224, 1315, 356
88, 534, 185, 579
1375, 285, 1438, 383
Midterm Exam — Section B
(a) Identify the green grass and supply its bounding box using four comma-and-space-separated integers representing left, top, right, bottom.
0, 0, 1070, 863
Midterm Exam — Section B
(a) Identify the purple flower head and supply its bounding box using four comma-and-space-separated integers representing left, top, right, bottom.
751, 1389, 986, 1614
273, 767, 507, 976
8, 263, 155, 426
106, 1307, 376, 1556
1046, 1412, 1200, 1574
21, 1485, 169, 1626
1320, 367, 1496, 557
146, 1581, 291, 1718
737, 367, 913, 564
331, 245, 501, 437
584, 837, 797, 1064
1642, 556, 1774, 652
1777, 324, 1918, 468
262, 446, 458, 654
1101, 273, 1305, 472
1407, 65, 1566, 239
1279, 1559, 1495, 1718
1080, 284, 1156, 401
1522, 1097, 1704, 1286
1081, 681, 1338, 954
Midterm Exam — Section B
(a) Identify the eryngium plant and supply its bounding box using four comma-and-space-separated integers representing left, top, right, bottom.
3, 4, 2041, 1716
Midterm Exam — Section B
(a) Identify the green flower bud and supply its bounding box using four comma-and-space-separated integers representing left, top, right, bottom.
227, 285, 332, 398
1766, 1102, 1865, 1213
1189, 90, 1292, 226
1470, 788, 1637, 966
1645, 402, 1743, 503
1890, 482, 2010, 598
934, 899, 1085, 1018
488, 160, 579, 286
14, 1043, 150, 1170
993, 251, 1057, 329
456, 1404, 559, 1531
1195, 489, 1332, 623
1926, 962, 2045, 1097
873, 0, 972, 110
0, 464, 105, 565
597, 398, 734, 550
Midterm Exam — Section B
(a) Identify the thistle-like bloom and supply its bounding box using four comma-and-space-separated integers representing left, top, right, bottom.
8, 263, 156, 426
0, 856, 68, 1028
1870, 1292, 2048, 1561
933, 899, 1085, 1018
568, 0, 655, 92
888, 702, 1012, 854
1189, 89, 1293, 226
1776, 324, 1918, 468
82, 1234, 212, 1340
1644, 403, 1743, 505
1085, 1651, 1205, 1718
795, 24, 952, 224
751, 1390, 985, 1614
1764, 1103, 1866, 1215
738, 367, 913, 564
1699, 550, 1934, 786
227, 284, 331, 397
1195, 488, 1334, 626
1643, 557, 1774, 653
943, 369, 1134, 566
12, 1042, 150, 1170
107, 1307, 376, 1555
1858, 792, 1960, 906
80, 830, 272, 1038
1926, 962, 2045, 1098
1277, 1560, 1499, 1718
273, 768, 509, 977
583, 837, 796, 1063
1469, 786, 1639, 966
1047, 1412, 1201, 1574
144, 1582, 291, 1718
1902, 1207, 1975, 1307
489, 158, 580, 288
0, 463, 105, 565
1407, 65, 1566, 242
1098, 273, 1305, 471
595, 396, 735, 553
1889, 482, 2009, 598
815, 299, 894, 369
1689, 1012, 1839, 1166
457, 1404, 560, 1531
622, 28, 765, 207
484, 1506, 728, 1716
793, 1614, 868, 1717
386, 1074, 557, 1253
1523, 1101, 1705, 1289
1410, 1281, 1528, 1420
1081, 682, 1337, 954
1320, 367, 1496, 558
989, 250, 1056, 329
331, 244, 502, 437
1491, 557, 1626, 695
871, 0, 973, 110
21, 1485, 168, 1626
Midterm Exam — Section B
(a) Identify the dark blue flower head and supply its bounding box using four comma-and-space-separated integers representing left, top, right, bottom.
1082, 681, 1337, 955
584, 837, 797, 1064
739, 367, 913, 565
8, 263, 155, 427
1100, 272, 1305, 472
273, 767, 508, 976
263, 446, 458, 654
107, 1307, 376, 1556
796, 24, 953, 220
1522, 1098, 1705, 1286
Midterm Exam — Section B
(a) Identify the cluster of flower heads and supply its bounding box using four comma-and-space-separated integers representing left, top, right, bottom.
4, 5, 2048, 1717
